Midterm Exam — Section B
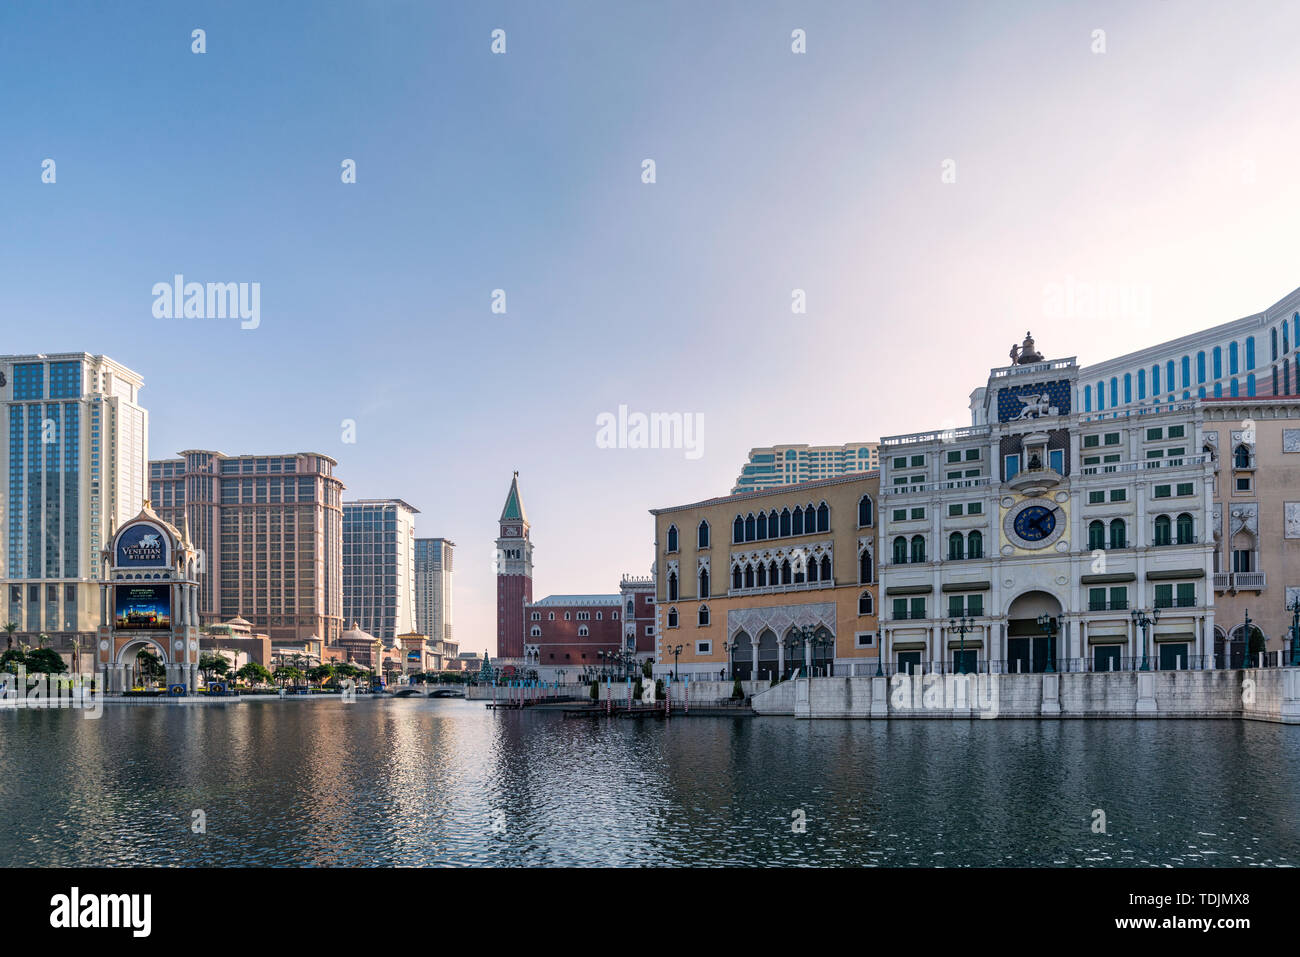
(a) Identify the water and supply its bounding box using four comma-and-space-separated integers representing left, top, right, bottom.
1, 698, 1297, 866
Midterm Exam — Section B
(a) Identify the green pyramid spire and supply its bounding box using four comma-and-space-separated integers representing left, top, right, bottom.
499, 471, 527, 524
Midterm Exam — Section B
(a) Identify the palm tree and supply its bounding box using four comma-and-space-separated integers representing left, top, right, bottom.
3, 622, 16, 651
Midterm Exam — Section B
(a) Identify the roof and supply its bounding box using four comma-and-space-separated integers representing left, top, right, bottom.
499, 472, 527, 524
649, 470, 879, 516
528, 594, 621, 606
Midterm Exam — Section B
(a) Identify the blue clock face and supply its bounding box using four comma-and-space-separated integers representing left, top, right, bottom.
1013, 505, 1056, 541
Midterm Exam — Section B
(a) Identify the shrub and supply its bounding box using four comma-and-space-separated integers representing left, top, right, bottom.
654, 679, 665, 699
633, 679, 644, 700
589, 680, 600, 701
731, 678, 744, 700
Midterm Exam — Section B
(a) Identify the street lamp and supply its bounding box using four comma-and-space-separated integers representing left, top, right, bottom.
1036, 613, 1056, 674
1130, 606, 1159, 672
723, 640, 734, 680
666, 643, 682, 680
1288, 596, 1300, 668
1241, 609, 1254, 669
949, 616, 974, 675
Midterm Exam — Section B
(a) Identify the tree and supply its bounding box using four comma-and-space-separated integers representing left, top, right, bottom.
135, 649, 165, 686
308, 664, 335, 686
237, 662, 272, 686
731, 677, 744, 700
25, 648, 67, 674
275, 666, 305, 689
589, 680, 600, 701
0, 649, 25, 674
2, 622, 16, 651
199, 652, 231, 683
641, 659, 652, 679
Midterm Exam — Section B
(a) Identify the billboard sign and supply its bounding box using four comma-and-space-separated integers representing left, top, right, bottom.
114, 584, 172, 630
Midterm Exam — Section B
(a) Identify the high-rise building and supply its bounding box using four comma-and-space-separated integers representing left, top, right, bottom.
343, 499, 418, 641
732, 442, 879, 493
149, 450, 345, 643
495, 472, 532, 663
1, 353, 148, 653
414, 537, 454, 645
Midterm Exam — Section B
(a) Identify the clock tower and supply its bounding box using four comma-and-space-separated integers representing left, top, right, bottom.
495, 472, 533, 663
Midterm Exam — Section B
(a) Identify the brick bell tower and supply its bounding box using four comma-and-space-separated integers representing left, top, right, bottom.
495, 472, 533, 664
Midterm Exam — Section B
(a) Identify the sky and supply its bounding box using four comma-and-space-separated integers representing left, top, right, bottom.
3, 0, 1300, 655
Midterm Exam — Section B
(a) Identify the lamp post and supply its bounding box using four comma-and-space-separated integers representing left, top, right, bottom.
1241, 609, 1254, 669
1036, 613, 1056, 674
1130, 606, 1158, 672
949, 616, 973, 675
666, 643, 682, 681
1288, 597, 1300, 668
816, 632, 834, 677
723, 640, 734, 680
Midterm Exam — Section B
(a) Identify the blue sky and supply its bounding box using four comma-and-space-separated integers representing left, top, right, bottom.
4, 1, 1300, 652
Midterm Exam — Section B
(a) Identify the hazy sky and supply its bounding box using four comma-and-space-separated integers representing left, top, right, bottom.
4, 1, 1300, 654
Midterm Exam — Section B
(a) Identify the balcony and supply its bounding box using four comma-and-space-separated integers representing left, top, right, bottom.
1233, 571, 1267, 591
1154, 597, 1198, 609
1079, 453, 1209, 476
727, 579, 836, 598
1087, 600, 1130, 611
1150, 535, 1199, 547
883, 476, 992, 496
1213, 572, 1230, 591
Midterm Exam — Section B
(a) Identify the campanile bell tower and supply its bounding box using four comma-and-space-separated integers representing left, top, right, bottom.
495, 472, 533, 663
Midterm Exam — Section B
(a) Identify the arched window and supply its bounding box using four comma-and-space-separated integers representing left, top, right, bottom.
1084, 384, 1092, 411
807, 557, 818, 583
665, 609, 677, 629
668, 572, 678, 601
1176, 513, 1194, 544
1137, 369, 1145, 400
756, 511, 767, 539
548, 612, 555, 620
793, 558, 805, 584
781, 559, 792, 584
1274, 365, 1279, 396
1109, 518, 1126, 550
1110, 376, 1118, 407
817, 502, 829, 532
626, 599, 634, 616
893, 536, 908, 564
792, 507, 804, 536
733, 515, 744, 543
819, 555, 831, 581
768, 510, 779, 536
1166, 360, 1175, 392
1181, 355, 1190, 388
1124, 372, 1132, 403
948, 531, 964, 561
1152, 363, 1161, 395
1248, 373, 1256, 396
743, 564, 754, 589
968, 530, 983, 559
858, 495, 873, 526
530, 626, 541, 637
697, 520, 710, 549
666, 524, 678, 552
1197, 351, 1206, 384
1230, 378, 1239, 397
1272, 327, 1279, 360
1230, 341, 1239, 374
698, 605, 710, 626
859, 549, 873, 583
1097, 378, 1106, 410
756, 562, 767, 587
1234, 444, 1251, 469
1088, 520, 1105, 551
579, 624, 590, 636
744, 513, 755, 542
858, 591, 873, 615
1246, 336, 1256, 369
805, 505, 817, 531
767, 560, 777, 585
780, 508, 791, 537
732, 566, 743, 590
1213, 346, 1222, 379
1153, 514, 1172, 547
699, 568, 709, 599
910, 535, 926, 564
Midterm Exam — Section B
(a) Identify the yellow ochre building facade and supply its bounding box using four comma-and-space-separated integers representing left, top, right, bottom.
649, 472, 880, 679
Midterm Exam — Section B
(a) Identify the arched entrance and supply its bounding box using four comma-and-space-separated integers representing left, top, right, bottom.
116, 637, 169, 691
731, 630, 753, 680
757, 629, 779, 681
1220, 623, 1264, 669
1005, 591, 1062, 673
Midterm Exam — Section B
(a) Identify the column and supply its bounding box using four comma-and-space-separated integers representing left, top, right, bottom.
777, 640, 785, 676
751, 642, 759, 678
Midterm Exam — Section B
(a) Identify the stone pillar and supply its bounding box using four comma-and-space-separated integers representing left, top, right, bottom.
777, 641, 785, 677
751, 642, 759, 678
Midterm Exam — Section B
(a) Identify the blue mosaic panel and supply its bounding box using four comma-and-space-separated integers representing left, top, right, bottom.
997, 379, 1072, 422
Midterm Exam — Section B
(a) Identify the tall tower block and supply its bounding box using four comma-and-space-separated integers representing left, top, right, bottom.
495, 472, 533, 662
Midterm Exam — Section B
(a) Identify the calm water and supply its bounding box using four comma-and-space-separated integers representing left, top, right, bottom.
1, 698, 1297, 867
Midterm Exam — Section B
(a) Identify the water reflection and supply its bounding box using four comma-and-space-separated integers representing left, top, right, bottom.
0, 700, 1295, 866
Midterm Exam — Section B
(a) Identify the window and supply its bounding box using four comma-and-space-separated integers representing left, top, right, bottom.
1088, 520, 1105, 550
858, 495, 873, 526
699, 568, 710, 598
911, 507, 925, 520
744, 513, 756, 541
1083, 434, 1100, 448
910, 536, 926, 563
947, 593, 983, 617
1154, 484, 1171, 498
531, 612, 541, 621
855, 632, 875, 649
1153, 514, 1172, 546
967, 502, 982, 516
1168, 425, 1185, 439
578, 625, 589, 636
733, 515, 743, 542
893, 537, 908, 564
858, 591, 873, 615
696, 640, 711, 654
1109, 519, 1126, 549
1176, 513, 1194, 544
666, 524, 678, 552
1005, 454, 1021, 480
892, 597, 908, 619
697, 520, 710, 549
1176, 482, 1193, 497
1233, 445, 1252, 469
1089, 490, 1105, 505
668, 572, 678, 601
1236, 476, 1252, 492
698, 605, 710, 626
1110, 489, 1126, 502
666, 608, 678, 628
949, 503, 964, 516
892, 508, 907, 522
530, 626, 541, 637
948, 532, 964, 561
910, 597, 926, 619
967, 530, 983, 559
817, 502, 829, 532
859, 549, 873, 583
1146, 427, 1163, 441
548, 612, 555, 620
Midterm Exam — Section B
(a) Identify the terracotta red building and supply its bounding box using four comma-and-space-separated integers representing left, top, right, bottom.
495, 473, 532, 664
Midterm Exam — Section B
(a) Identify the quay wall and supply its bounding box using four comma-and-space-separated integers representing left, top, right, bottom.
751, 668, 1300, 723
